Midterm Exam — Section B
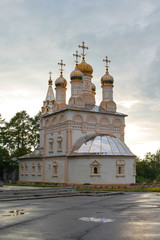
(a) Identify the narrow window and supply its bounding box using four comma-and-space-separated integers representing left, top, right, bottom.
58, 141, 62, 151
38, 163, 42, 176
116, 160, 125, 177
57, 136, 63, 152
25, 163, 28, 175
53, 161, 58, 177
49, 137, 54, 153
21, 163, 24, 175
118, 166, 122, 174
133, 160, 136, 176
94, 167, 98, 174
53, 166, 57, 176
32, 164, 35, 175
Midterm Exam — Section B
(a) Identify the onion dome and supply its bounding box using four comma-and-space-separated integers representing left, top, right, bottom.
91, 83, 96, 94
55, 60, 67, 88
55, 75, 67, 88
70, 67, 83, 81
101, 70, 114, 86
77, 59, 93, 76
101, 73, 114, 86
101, 56, 114, 86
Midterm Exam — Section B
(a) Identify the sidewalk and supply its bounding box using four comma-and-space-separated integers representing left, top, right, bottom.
0, 185, 51, 190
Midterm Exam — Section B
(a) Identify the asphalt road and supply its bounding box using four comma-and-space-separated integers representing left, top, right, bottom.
0, 192, 160, 240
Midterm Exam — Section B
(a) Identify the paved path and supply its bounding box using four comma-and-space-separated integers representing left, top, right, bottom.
0, 185, 52, 190
0, 192, 160, 239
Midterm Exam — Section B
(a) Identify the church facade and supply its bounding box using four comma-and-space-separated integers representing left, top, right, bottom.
19, 42, 136, 185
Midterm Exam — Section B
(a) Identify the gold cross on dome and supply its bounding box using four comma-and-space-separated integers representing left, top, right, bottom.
49, 71, 52, 79
103, 56, 111, 73
58, 60, 66, 76
48, 71, 53, 85
73, 50, 81, 66
78, 41, 88, 60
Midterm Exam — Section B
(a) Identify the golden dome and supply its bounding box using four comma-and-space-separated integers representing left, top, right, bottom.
55, 76, 67, 88
70, 68, 83, 81
77, 60, 93, 76
101, 71, 114, 86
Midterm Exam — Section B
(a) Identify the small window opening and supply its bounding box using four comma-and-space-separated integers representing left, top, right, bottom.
94, 167, 98, 174
53, 166, 57, 175
53, 161, 58, 177
58, 141, 62, 150
116, 160, 125, 177
118, 166, 122, 174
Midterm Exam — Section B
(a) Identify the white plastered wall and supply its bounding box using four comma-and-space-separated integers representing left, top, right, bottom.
45, 158, 65, 183
68, 156, 135, 184
19, 159, 43, 182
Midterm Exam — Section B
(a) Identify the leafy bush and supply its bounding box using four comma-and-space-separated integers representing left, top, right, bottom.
136, 176, 152, 183
156, 174, 160, 182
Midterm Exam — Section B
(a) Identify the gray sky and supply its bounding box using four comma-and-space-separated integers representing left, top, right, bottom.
0, 0, 160, 158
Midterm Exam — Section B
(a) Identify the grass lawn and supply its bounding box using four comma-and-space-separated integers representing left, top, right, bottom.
77, 187, 160, 192
4, 184, 160, 192
4, 183, 62, 188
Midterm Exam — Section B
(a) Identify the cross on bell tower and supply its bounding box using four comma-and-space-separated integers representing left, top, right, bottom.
78, 41, 88, 60
49, 71, 52, 79
48, 71, 52, 85
73, 50, 81, 67
58, 60, 66, 77
103, 56, 111, 74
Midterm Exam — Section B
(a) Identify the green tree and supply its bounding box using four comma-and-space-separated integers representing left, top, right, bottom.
136, 150, 160, 182
4, 111, 31, 155
148, 150, 160, 180
0, 114, 6, 147
2, 111, 40, 158
0, 111, 40, 181
0, 146, 11, 180
29, 111, 41, 149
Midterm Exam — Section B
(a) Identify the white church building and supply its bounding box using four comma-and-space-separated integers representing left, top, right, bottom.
19, 42, 136, 186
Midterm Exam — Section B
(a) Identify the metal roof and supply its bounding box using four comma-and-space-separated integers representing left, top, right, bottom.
69, 134, 134, 156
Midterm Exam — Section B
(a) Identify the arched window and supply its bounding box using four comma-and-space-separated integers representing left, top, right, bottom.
90, 160, 101, 176
116, 160, 125, 177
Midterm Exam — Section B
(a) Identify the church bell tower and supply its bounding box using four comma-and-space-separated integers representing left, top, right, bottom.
100, 56, 116, 112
